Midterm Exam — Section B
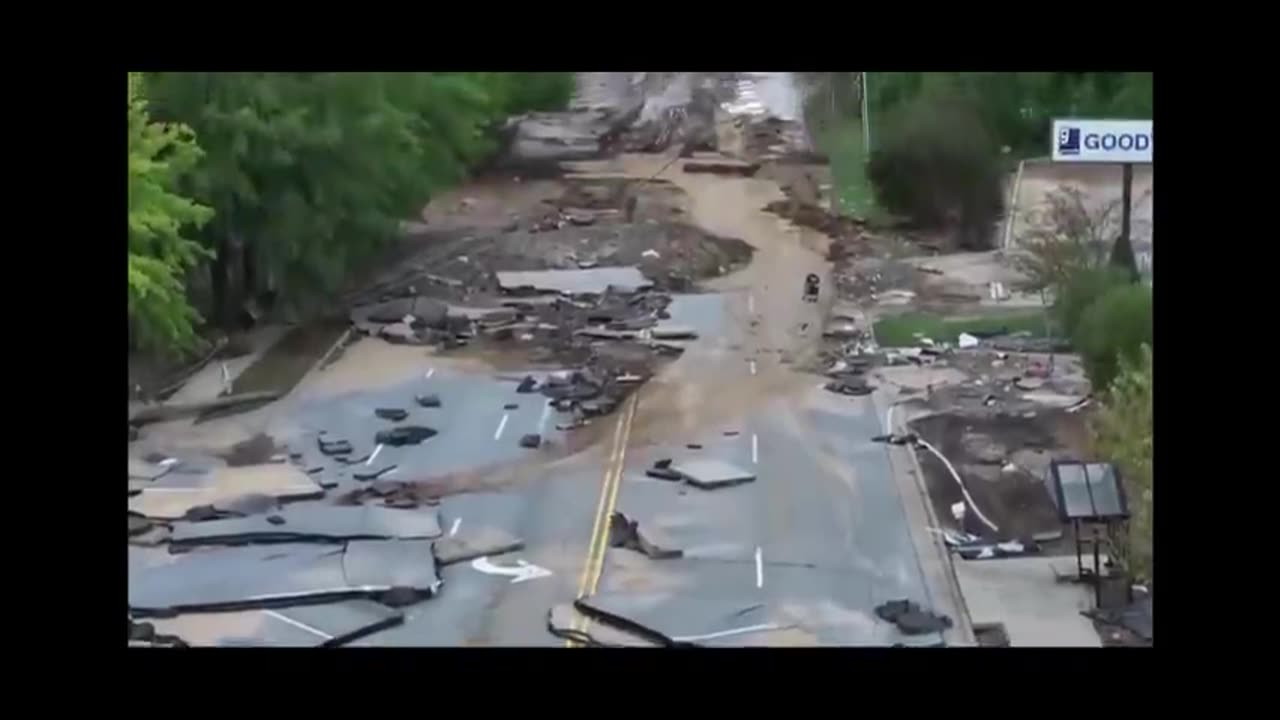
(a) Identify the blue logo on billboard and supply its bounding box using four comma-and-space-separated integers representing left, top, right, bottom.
1058, 127, 1081, 155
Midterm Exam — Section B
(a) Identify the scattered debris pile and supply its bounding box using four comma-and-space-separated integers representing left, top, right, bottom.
128, 448, 530, 647
874, 599, 953, 635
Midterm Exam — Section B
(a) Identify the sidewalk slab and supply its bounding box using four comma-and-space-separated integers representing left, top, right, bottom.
953, 555, 1100, 647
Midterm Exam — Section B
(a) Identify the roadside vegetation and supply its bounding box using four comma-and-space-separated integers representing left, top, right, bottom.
802, 72, 1153, 246
127, 72, 575, 360
1015, 185, 1153, 583
872, 310, 1048, 348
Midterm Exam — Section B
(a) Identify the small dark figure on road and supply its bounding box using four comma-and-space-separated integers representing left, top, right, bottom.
803, 273, 820, 303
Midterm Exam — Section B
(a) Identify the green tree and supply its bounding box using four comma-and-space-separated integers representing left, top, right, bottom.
866, 91, 1005, 249
127, 72, 214, 356
143, 72, 575, 326
1092, 344, 1153, 582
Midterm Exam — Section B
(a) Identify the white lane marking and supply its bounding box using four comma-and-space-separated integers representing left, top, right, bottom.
672, 623, 782, 643
263, 610, 334, 640
425, 368, 435, 379
537, 403, 553, 434
749, 360, 757, 376
751, 434, 759, 464
748, 294, 755, 314
755, 547, 764, 588
366, 444, 384, 466
494, 413, 510, 440
449, 518, 461, 537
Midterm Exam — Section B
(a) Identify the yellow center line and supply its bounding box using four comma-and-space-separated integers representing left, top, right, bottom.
565, 392, 640, 647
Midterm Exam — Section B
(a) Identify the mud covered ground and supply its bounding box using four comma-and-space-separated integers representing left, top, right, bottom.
909, 407, 1094, 554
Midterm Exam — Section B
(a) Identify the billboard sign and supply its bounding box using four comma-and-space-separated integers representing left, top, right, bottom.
1052, 119, 1152, 163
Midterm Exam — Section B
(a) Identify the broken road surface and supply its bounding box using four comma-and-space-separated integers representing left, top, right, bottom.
128, 73, 963, 647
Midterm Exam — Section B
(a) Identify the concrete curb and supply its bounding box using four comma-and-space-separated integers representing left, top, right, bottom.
873, 393, 976, 647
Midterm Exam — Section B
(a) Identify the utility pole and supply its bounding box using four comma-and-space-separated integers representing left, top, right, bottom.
861, 72, 871, 153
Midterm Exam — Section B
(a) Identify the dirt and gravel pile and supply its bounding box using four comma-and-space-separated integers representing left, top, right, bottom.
908, 408, 1093, 553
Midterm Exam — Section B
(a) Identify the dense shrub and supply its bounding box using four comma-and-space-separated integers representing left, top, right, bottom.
1052, 265, 1131, 339
1092, 344, 1153, 582
1073, 283, 1153, 390
866, 94, 1005, 250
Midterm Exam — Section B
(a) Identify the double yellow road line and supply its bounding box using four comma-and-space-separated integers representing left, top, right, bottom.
565, 392, 640, 647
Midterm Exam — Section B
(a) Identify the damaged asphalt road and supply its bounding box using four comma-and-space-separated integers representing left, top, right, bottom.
129, 73, 973, 648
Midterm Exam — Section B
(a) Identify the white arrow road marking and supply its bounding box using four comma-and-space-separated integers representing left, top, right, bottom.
749, 360, 757, 376
751, 434, 759, 464
366, 443, 384, 466
425, 368, 435, 379
494, 413, 510, 440
537, 403, 553, 434
449, 518, 461, 537
755, 546, 764, 588
748, 294, 755, 314
470, 556, 553, 584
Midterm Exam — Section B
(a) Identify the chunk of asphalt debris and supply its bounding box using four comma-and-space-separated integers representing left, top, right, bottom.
874, 599, 953, 635
415, 393, 442, 408
306, 466, 325, 475
318, 437, 354, 456
516, 375, 539, 394
686, 443, 703, 450
825, 378, 873, 396
871, 433, 919, 446
184, 505, 223, 523
375, 426, 438, 446
645, 466, 684, 481
266, 514, 286, 526
723, 430, 740, 437
375, 408, 409, 422
672, 459, 757, 490
354, 464, 399, 482
608, 512, 683, 559
128, 513, 153, 537
504, 403, 519, 410
519, 433, 542, 449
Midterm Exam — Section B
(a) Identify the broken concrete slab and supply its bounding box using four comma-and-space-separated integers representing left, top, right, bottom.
649, 324, 698, 340
432, 527, 524, 566
130, 539, 440, 617
128, 464, 324, 521
574, 593, 776, 646
353, 296, 449, 327
318, 436, 354, 456
415, 393, 443, 408
671, 459, 756, 490
374, 425, 438, 446
130, 543, 349, 615
170, 505, 443, 547
342, 539, 442, 598
547, 603, 662, 647
496, 267, 651, 296
149, 600, 404, 647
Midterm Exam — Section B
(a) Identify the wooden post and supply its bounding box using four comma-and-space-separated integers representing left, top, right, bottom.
1120, 162, 1133, 257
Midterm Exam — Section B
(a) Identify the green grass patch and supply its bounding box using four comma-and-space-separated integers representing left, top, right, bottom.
872, 309, 1052, 348
816, 120, 878, 219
